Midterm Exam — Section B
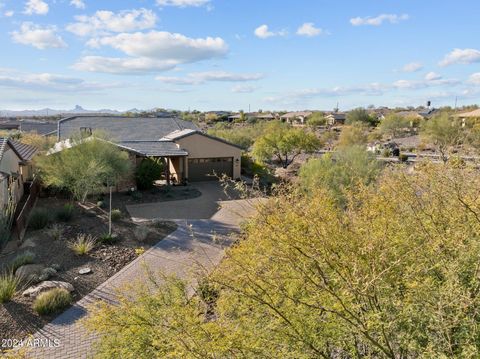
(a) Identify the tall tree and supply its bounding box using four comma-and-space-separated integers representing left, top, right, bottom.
36, 137, 132, 202
420, 113, 464, 162
252, 122, 321, 168
378, 113, 411, 138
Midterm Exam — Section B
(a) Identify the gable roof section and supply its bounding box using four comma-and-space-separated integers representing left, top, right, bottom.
117, 141, 188, 157
58, 116, 199, 141
162, 129, 244, 150
0, 138, 37, 163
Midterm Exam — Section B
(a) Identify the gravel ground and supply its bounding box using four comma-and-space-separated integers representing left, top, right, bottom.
0, 197, 176, 346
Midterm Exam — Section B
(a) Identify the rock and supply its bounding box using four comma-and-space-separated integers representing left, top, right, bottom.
78, 267, 92, 275
15, 264, 45, 282
19, 238, 37, 249
1, 240, 19, 255
22, 280, 74, 297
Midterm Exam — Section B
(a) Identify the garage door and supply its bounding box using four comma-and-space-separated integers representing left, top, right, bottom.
188, 157, 233, 181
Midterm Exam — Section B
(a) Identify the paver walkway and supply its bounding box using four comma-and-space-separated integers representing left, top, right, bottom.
23, 197, 257, 359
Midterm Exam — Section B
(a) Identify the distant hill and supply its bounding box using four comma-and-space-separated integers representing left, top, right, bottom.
0, 105, 140, 117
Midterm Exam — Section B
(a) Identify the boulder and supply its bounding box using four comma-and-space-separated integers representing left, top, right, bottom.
15, 264, 45, 282
22, 280, 74, 297
78, 267, 92, 275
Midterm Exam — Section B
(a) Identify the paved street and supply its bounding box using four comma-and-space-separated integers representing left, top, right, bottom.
24, 183, 257, 359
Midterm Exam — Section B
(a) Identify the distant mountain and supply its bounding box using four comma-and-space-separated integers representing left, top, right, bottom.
0, 106, 125, 117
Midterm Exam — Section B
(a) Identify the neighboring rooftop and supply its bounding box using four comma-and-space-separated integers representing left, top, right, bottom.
456, 109, 480, 118
58, 116, 199, 141
117, 141, 188, 157
0, 138, 37, 162
20, 121, 57, 136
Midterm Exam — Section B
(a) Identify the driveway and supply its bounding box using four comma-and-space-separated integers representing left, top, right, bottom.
23, 183, 258, 359
126, 181, 238, 220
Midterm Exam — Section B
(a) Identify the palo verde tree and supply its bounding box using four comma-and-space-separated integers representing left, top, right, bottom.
252, 121, 321, 168
420, 113, 464, 162
86, 162, 480, 358
378, 113, 411, 138
36, 135, 132, 202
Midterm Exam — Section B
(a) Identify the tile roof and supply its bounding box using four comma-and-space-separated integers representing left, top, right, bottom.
58, 116, 198, 141
117, 141, 188, 157
20, 121, 57, 136
0, 138, 37, 162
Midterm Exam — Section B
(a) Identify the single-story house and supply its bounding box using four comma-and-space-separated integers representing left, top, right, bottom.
325, 112, 346, 126
280, 111, 313, 125
57, 116, 242, 185
0, 138, 37, 209
455, 108, 480, 127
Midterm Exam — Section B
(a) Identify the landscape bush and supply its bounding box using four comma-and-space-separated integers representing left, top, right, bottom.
399, 153, 409, 162
0, 272, 20, 303
28, 208, 50, 230
9, 251, 35, 272
85, 163, 480, 358
47, 224, 64, 241
111, 209, 122, 222
56, 204, 74, 222
98, 233, 118, 245
135, 158, 164, 190
33, 288, 72, 315
69, 234, 96, 255
133, 225, 150, 242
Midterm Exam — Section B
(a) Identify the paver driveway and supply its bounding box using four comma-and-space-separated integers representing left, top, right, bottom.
23, 183, 257, 359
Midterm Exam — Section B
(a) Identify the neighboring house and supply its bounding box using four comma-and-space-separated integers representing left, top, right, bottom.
20, 121, 58, 137
455, 109, 480, 127
227, 112, 276, 122
325, 112, 346, 126
280, 111, 313, 125
0, 120, 20, 131
0, 138, 37, 209
57, 116, 242, 184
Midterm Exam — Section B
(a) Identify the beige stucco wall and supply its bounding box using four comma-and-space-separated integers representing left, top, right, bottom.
0, 146, 24, 206
175, 133, 242, 179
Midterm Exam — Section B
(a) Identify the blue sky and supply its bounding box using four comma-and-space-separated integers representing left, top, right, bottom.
0, 0, 479, 111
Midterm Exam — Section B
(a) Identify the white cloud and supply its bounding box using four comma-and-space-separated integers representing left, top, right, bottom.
401, 62, 423, 73
350, 14, 409, 26
156, 0, 210, 7
439, 48, 480, 66
88, 31, 227, 61
393, 77, 458, 90
23, 0, 49, 15
70, 0, 85, 9
11, 22, 67, 50
4, 10, 14, 17
296, 22, 323, 37
468, 73, 480, 85
0, 68, 118, 92
254, 24, 287, 39
231, 84, 258, 93
66, 9, 157, 37
156, 71, 264, 85
72, 56, 178, 74
424, 72, 442, 81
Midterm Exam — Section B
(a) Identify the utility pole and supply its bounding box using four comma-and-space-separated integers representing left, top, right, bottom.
454, 96, 458, 110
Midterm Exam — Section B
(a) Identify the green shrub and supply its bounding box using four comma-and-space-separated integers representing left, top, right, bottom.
135, 158, 164, 190
69, 234, 96, 255
0, 272, 20, 303
28, 208, 50, 230
56, 204, 74, 222
9, 251, 35, 272
98, 233, 118, 245
97, 200, 105, 208
133, 225, 150, 242
47, 224, 64, 241
111, 209, 122, 222
33, 288, 72, 315
382, 148, 392, 157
